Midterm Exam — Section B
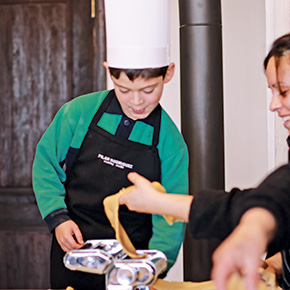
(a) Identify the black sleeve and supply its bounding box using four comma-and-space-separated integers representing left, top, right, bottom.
44, 208, 71, 232
237, 163, 290, 252
188, 187, 250, 241
188, 163, 290, 252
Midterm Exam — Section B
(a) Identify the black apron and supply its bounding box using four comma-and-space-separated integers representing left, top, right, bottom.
50, 90, 161, 290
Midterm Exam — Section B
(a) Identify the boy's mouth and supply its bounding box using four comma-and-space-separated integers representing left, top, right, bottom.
132, 108, 145, 114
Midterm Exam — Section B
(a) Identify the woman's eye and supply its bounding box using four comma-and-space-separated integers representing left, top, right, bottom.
280, 90, 289, 97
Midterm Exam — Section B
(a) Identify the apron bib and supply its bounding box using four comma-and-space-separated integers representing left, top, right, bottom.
51, 90, 161, 290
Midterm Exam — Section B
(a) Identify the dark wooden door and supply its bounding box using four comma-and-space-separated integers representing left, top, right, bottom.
0, 0, 105, 288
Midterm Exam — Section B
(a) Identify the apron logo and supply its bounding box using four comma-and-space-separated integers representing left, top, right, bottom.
97, 153, 134, 170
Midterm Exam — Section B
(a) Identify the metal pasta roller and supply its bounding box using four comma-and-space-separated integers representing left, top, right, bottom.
63, 239, 167, 290
106, 249, 167, 290
63, 239, 126, 275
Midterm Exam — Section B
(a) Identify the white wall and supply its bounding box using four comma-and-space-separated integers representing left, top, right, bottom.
159, 0, 181, 128
222, 0, 290, 194
222, 0, 269, 190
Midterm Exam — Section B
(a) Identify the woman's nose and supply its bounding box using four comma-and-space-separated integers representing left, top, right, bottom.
269, 94, 282, 112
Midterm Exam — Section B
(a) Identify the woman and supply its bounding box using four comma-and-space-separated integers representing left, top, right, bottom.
118, 33, 290, 290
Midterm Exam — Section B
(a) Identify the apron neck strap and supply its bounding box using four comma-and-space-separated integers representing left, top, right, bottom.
90, 89, 161, 146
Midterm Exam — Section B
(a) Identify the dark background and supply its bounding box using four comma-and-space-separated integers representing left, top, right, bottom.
0, 0, 105, 287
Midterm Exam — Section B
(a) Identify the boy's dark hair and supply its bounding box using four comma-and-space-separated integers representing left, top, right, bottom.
109, 66, 169, 81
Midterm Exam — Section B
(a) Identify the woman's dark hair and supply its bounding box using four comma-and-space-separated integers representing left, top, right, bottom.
264, 33, 290, 70
109, 66, 169, 81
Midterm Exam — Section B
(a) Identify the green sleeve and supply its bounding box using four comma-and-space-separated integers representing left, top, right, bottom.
32, 91, 108, 219
149, 109, 189, 270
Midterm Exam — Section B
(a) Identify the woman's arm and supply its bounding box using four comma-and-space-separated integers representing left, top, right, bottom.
121, 172, 280, 290
119, 172, 193, 222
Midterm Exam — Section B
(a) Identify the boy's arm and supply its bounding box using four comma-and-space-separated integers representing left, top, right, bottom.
32, 104, 75, 230
149, 144, 189, 270
33, 92, 108, 232
147, 111, 189, 270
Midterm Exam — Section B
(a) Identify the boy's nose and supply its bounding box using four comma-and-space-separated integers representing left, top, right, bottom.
131, 93, 143, 105
269, 94, 282, 112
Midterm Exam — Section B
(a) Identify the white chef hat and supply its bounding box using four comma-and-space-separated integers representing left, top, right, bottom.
104, 0, 170, 69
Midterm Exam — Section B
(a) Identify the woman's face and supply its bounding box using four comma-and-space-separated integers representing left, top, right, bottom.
266, 55, 290, 134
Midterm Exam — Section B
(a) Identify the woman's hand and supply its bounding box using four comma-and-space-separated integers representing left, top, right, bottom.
120, 172, 193, 222
119, 172, 159, 213
211, 208, 276, 290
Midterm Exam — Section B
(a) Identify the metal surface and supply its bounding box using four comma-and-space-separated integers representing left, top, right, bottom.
106, 250, 167, 289
64, 239, 125, 274
179, 0, 224, 282
64, 239, 167, 290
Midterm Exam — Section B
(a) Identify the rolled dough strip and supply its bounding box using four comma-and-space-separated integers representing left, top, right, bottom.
104, 181, 176, 258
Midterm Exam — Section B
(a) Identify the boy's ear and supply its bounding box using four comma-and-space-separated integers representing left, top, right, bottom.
164, 62, 175, 83
103, 61, 110, 74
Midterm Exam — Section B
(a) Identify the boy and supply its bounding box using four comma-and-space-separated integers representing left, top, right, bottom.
32, 0, 189, 289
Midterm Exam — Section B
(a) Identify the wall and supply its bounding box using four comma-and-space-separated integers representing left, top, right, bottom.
222, 0, 269, 190
223, 0, 290, 193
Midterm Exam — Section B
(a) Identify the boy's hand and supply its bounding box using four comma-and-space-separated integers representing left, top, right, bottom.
55, 220, 84, 252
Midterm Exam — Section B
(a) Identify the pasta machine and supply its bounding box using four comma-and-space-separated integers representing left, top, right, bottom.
63, 239, 167, 290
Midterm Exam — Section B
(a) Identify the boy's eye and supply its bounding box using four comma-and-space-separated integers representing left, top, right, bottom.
143, 89, 154, 94
119, 88, 129, 94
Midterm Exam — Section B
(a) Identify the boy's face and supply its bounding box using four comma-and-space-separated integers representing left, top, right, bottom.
105, 63, 175, 120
